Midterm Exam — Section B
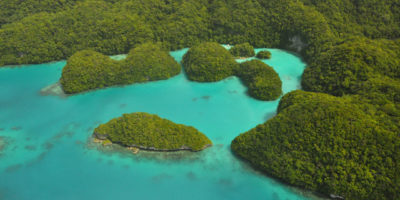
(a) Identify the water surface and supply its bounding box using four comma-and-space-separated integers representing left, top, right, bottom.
0, 48, 317, 200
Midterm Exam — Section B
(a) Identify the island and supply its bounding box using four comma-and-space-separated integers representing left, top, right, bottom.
229, 43, 255, 58
93, 112, 212, 152
0, 0, 399, 199
256, 50, 271, 59
182, 42, 238, 82
231, 90, 400, 200
60, 43, 181, 94
235, 60, 282, 100
182, 42, 282, 101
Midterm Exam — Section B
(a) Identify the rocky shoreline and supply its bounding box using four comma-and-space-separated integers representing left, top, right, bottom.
92, 134, 211, 154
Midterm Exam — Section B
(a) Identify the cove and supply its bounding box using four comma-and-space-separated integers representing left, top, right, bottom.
0, 48, 320, 200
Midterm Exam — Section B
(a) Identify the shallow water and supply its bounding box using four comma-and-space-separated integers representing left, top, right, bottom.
0, 48, 319, 200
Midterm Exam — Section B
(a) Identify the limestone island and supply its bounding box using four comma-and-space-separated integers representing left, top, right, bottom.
229, 43, 255, 58
60, 42, 181, 94
231, 90, 400, 200
93, 112, 212, 152
182, 42, 281, 101
235, 60, 282, 100
256, 50, 272, 59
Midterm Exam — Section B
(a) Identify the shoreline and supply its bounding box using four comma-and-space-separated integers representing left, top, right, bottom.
92, 136, 211, 154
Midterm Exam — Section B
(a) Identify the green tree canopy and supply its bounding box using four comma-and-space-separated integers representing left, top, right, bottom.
60, 42, 180, 94
256, 50, 271, 59
232, 90, 400, 200
94, 112, 212, 151
235, 60, 282, 100
182, 42, 238, 82
229, 43, 255, 57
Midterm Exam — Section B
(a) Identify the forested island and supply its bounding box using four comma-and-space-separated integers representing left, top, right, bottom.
256, 51, 272, 59
60, 43, 180, 94
182, 42, 238, 82
0, 0, 399, 199
235, 60, 281, 100
229, 43, 255, 58
182, 42, 282, 100
93, 112, 212, 152
232, 90, 400, 199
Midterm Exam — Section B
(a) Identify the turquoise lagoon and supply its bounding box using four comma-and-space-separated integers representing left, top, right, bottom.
0, 48, 320, 200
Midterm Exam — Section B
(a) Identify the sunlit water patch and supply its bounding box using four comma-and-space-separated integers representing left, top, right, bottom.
0, 48, 324, 200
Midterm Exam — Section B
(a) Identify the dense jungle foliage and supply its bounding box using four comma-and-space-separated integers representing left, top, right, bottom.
182, 43, 281, 100
60, 43, 180, 94
235, 60, 281, 100
229, 43, 255, 57
94, 112, 212, 151
256, 50, 271, 59
0, 0, 399, 66
182, 42, 238, 82
231, 90, 400, 200
1, 0, 400, 199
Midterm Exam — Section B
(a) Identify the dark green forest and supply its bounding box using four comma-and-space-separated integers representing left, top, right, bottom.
235, 60, 282, 100
94, 112, 212, 151
182, 42, 282, 100
60, 42, 180, 94
1, 0, 399, 199
182, 42, 238, 82
256, 50, 271, 59
229, 43, 255, 57
232, 91, 400, 200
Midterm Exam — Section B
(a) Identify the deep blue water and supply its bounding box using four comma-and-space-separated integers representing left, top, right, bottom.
0, 48, 320, 200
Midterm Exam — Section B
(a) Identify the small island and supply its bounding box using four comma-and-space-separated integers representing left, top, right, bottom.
229, 43, 255, 58
93, 112, 212, 152
183, 42, 282, 101
60, 43, 181, 94
235, 60, 282, 100
182, 42, 239, 82
256, 50, 271, 59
